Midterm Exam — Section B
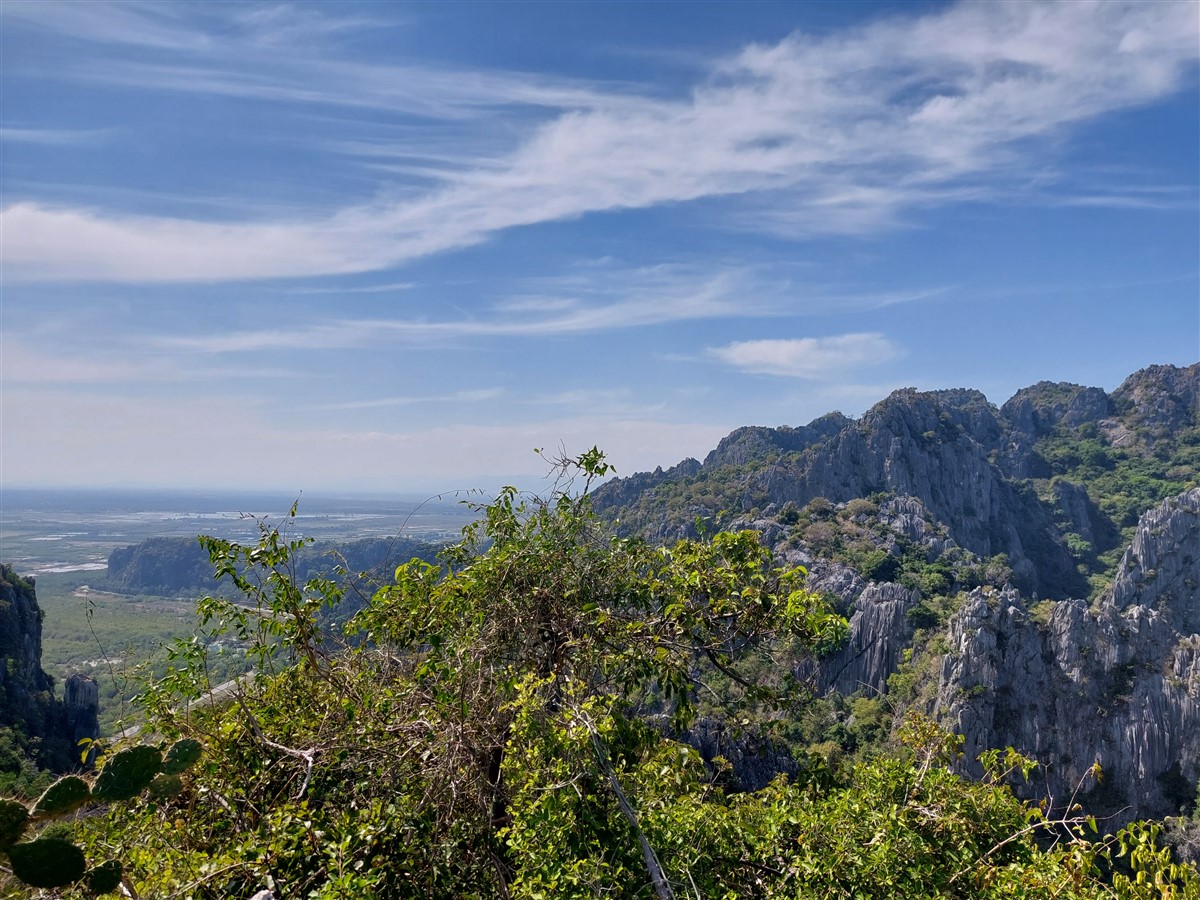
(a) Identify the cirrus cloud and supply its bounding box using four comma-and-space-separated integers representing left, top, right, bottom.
3, 0, 1197, 283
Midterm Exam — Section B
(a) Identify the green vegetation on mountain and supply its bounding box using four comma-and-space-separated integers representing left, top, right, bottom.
105, 534, 439, 598
1031, 419, 1200, 594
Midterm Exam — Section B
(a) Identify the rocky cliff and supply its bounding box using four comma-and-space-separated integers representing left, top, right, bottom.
936, 489, 1200, 822
0, 565, 98, 773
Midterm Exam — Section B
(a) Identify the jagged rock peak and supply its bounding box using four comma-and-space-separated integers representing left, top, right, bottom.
703, 412, 852, 468
1109, 362, 1200, 442
1105, 487, 1200, 618
1000, 381, 1113, 439
863, 387, 1004, 446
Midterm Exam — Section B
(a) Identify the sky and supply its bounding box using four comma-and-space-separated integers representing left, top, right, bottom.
2, 0, 1198, 495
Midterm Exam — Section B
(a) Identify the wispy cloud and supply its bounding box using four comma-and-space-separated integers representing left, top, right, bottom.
2, 0, 380, 53
708, 333, 902, 378
78, 57, 627, 120
281, 281, 417, 295
150, 267, 770, 350
1, 127, 112, 146
146, 265, 939, 352
4, 1, 1197, 283
306, 388, 503, 411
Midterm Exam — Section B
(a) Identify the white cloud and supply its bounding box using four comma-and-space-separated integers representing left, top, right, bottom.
283, 281, 417, 295
2, 0, 211, 51
3, 0, 386, 53
4, 1, 1197, 282
708, 333, 902, 378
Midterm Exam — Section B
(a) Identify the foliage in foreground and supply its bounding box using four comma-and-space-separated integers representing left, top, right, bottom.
17, 451, 1196, 898
0, 737, 201, 895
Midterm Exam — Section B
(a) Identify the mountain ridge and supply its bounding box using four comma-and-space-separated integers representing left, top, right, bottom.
595, 362, 1200, 821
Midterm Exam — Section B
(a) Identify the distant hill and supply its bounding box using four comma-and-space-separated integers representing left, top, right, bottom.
105, 534, 442, 598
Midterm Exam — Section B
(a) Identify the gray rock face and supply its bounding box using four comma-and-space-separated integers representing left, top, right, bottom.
599, 382, 1094, 598
1001, 382, 1113, 441
0, 566, 56, 713
703, 414, 852, 468
64, 673, 100, 749
1052, 479, 1121, 555
937, 489, 1200, 820
0, 565, 97, 772
798, 389, 1081, 598
587, 457, 702, 515
597, 364, 1199, 605
821, 582, 919, 696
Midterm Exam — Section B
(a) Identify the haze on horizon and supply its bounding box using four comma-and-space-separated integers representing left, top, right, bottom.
2, 0, 1197, 495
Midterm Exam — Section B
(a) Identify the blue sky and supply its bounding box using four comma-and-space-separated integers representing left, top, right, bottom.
2, 0, 1198, 494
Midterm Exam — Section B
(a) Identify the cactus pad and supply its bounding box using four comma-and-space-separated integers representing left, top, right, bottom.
87, 859, 124, 895
32, 775, 92, 819
0, 798, 28, 851
148, 772, 184, 799
8, 837, 87, 888
93, 745, 162, 801
162, 737, 203, 775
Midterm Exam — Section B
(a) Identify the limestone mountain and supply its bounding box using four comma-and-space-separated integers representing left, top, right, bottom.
594, 362, 1200, 821
595, 363, 1198, 595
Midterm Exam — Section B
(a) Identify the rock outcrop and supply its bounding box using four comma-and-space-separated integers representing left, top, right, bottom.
682, 717, 803, 792
1106, 364, 1200, 447
936, 489, 1200, 821
821, 582, 919, 697
106, 537, 213, 594
64, 673, 100, 751
597, 369, 1200, 598
0, 565, 99, 772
